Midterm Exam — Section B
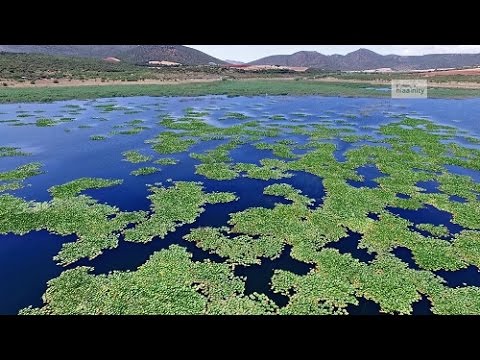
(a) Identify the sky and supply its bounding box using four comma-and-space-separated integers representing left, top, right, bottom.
186, 45, 480, 62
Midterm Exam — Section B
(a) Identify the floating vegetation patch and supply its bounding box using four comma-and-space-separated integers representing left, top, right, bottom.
124, 182, 237, 243
254, 142, 297, 159
269, 115, 286, 121
48, 178, 123, 199
234, 161, 293, 180
196, 162, 239, 180
122, 150, 153, 164
416, 223, 450, 237
20, 245, 278, 315
3, 100, 480, 315
0, 146, 30, 157
0, 162, 43, 182
147, 132, 196, 154
89, 135, 106, 141
130, 167, 160, 176
0, 177, 145, 265
116, 127, 147, 135
154, 158, 178, 165
221, 112, 250, 120
35, 118, 57, 127
0, 181, 23, 193
184, 227, 283, 265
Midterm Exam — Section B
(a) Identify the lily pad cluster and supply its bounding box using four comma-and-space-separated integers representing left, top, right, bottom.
2, 101, 480, 315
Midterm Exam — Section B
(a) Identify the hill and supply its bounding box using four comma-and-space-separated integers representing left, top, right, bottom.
0, 45, 225, 65
250, 48, 480, 71
117, 45, 225, 65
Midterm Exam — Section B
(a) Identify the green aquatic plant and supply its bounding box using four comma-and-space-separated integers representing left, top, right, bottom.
89, 135, 106, 141
0, 162, 43, 181
48, 178, 123, 199
184, 227, 283, 265
126, 119, 145, 126
0, 146, 30, 157
35, 118, 57, 127
0, 191, 146, 265
263, 183, 314, 207
20, 245, 278, 315
190, 145, 232, 163
154, 158, 178, 165
130, 167, 160, 176
3, 110, 480, 314
0, 181, 23, 193
234, 161, 292, 181
272, 249, 454, 315
430, 287, 480, 315
221, 112, 250, 120
122, 150, 153, 163
205, 192, 238, 204
341, 135, 375, 143
254, 142, 297, 159
195, 163, 239, 180
269, 115, 286, 121
416, 223, 450, 237
118, 127, 147, 135
124, 182, 237, 243
464, 136, 480, 145
147, 132, 196, 154
184, 108, 209, 118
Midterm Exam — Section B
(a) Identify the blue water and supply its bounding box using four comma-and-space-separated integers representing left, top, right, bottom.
386, 205, 464, 239
435, 266, 480, 287
325, 231, 376, 263
449, 195, 467, 203
1, 95, 480, 315
234, 245, 313, 307
416, 180, 441, 194
347, 164, 386, 189
445, 165, 480, 183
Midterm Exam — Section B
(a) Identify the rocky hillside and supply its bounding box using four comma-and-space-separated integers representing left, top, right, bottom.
0, 45, 225, 65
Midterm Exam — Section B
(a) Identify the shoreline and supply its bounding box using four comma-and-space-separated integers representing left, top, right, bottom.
3, 76, 480, 89
0, 79, 478, 104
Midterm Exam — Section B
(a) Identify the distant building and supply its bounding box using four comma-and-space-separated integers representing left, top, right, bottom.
103, 57, 121, 63
148, 60, 181, 66
223, 64, 308, 72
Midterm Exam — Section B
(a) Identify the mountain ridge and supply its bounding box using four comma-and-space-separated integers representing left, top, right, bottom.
2, 45, 480, 71
0, 45, 226, 65
249, 48, 480, 71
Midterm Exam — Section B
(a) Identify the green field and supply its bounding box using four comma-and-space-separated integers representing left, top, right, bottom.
0, 80, 479, 103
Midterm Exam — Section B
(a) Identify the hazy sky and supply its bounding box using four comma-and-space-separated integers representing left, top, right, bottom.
186, 45, 480, 62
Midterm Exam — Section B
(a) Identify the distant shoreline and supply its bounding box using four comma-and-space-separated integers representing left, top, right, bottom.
0, 79, 478, 104
3, 76, 480, 90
